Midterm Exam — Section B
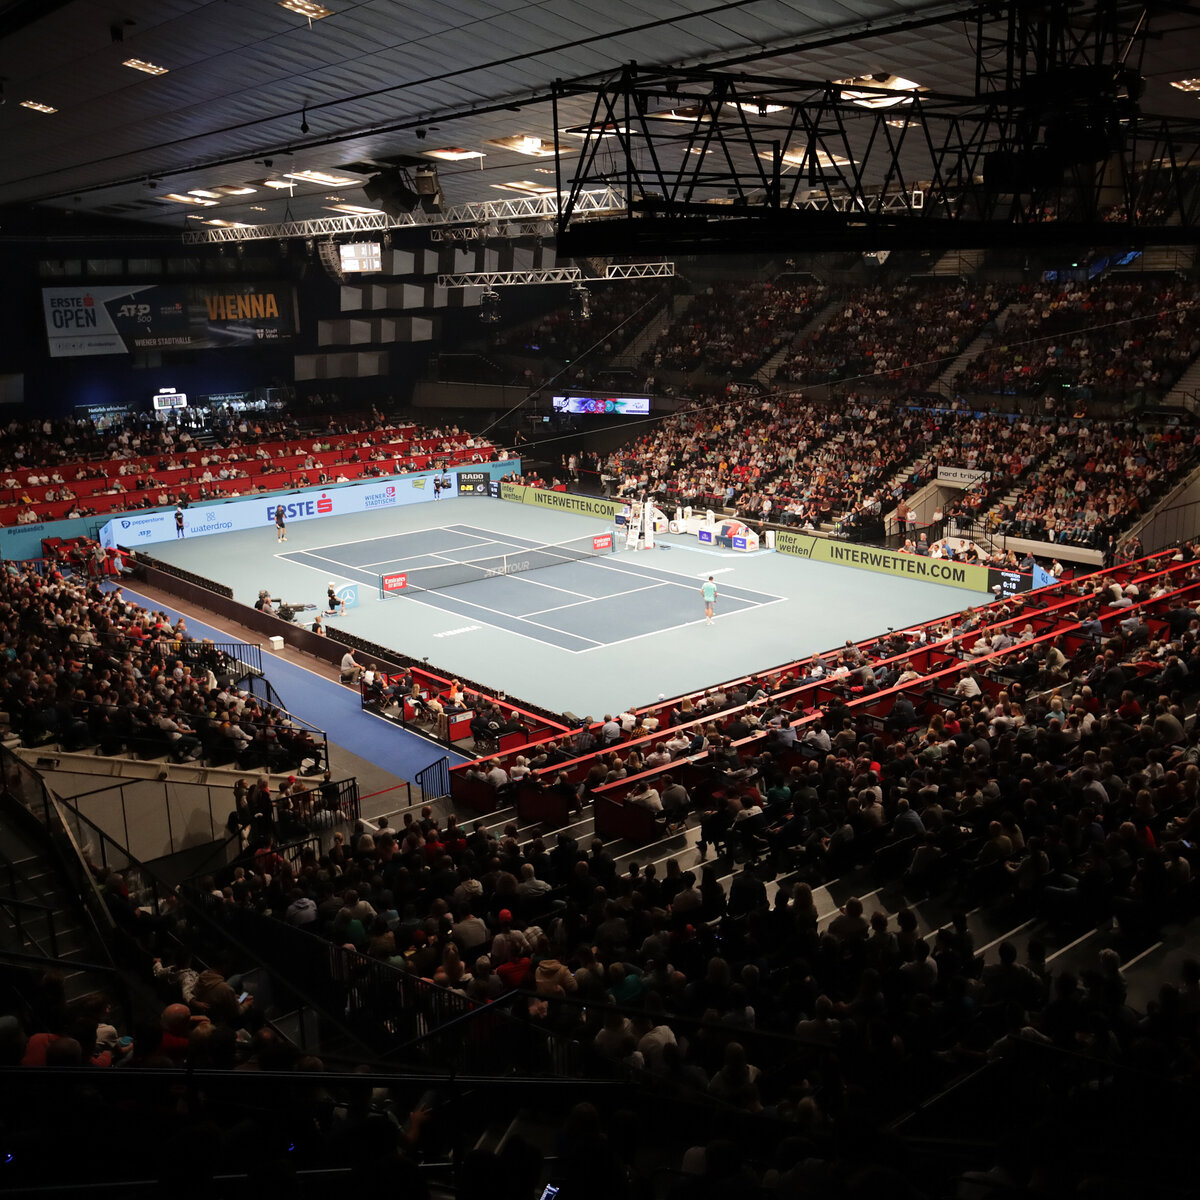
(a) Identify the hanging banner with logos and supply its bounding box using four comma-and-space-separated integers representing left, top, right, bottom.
43, 283, 297, 358
936, 466, 991, 489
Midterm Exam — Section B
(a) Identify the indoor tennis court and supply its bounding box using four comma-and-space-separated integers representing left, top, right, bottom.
141, 494, 993, 714
281, 522, 783, 652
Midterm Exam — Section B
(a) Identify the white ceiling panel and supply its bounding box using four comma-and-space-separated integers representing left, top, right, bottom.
0, 0, 1193, 230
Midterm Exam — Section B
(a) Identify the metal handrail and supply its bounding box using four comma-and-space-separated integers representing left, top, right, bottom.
0, 893, 57, 960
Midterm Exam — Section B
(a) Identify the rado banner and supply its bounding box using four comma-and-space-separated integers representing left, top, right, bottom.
456, 470, 491, 495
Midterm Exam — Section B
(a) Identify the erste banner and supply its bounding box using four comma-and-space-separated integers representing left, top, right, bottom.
499, 482, 624, 520
100, 471, 458, 547
775, 529, 992, 592
43, 283, 297, 358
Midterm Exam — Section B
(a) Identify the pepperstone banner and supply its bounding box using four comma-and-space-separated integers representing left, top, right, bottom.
775, 529, 992, 592
499, 482, 624, 520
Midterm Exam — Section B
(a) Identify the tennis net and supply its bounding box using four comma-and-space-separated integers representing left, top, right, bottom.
380, 531, 615, 597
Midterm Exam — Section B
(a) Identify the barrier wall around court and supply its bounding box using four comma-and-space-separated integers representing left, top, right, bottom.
499, 482, 623, 521
99, 460, 521, 550
775, 528, 992, 592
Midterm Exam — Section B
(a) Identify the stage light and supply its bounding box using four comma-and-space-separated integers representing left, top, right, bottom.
480, 290, 502, 324
569, 283, 591, 321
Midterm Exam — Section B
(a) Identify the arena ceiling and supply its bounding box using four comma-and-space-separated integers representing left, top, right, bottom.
0, 0, 1199, 236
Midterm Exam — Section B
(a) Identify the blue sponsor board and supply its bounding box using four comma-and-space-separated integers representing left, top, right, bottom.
102, 473, 457, 546
0, 461, 520, 563
334, 583, 359, 610
733, 536, 748, 550
698, 529, 714, 544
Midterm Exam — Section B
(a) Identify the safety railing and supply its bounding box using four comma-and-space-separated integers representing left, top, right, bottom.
415, 756, 451, 802
95, 630, 265, 680
14, 691, 328, 775
0, 893, 57, 960
180, 888, 581, 1073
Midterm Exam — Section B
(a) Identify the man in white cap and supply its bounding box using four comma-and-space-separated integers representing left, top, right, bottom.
326, 581, 345, 616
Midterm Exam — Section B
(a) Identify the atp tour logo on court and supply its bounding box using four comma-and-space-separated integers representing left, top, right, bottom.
363, 485, 397, 510
486, 559, 531, 578
381, 572, 408, 593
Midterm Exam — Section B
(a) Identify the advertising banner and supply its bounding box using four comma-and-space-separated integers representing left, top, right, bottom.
333, 583, 360, 610
775, 529, 992, 592
43, 283, 297, 358
936, 466, 991, 488
499, 482, 623, 520
456, 470, 491, 496
551, 395, 651, 415
101, 471, 459, 548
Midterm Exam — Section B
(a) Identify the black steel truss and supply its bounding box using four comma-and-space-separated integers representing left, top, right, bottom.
553, 42, 1200, 255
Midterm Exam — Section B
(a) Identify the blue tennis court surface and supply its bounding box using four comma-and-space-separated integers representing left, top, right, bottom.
279, 523, 783, 653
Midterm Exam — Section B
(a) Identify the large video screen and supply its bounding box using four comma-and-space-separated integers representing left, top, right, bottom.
552, 394, 650, 415
339, 243, 383, 273
43, 283, 297, 358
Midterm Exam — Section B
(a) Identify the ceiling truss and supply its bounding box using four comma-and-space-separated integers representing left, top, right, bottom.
554, 49, 1200, 255
183, 187, 626, 244
438, 262, 674, 287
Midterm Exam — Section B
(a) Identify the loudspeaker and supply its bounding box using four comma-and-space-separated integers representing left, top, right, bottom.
363, 171, 419, 218
414, 166, 444, 214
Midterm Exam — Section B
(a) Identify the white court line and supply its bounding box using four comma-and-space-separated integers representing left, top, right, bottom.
587, 553, 789, 603
360, 546, 486, 570
522, 581, 668, 617
495, 573, 593, 599
450, 524, 554, 550
1121, 940, 1164, 970
275, 549, 375, 581
574, 595, 789, 654
298, 522, 492, 554
407, 590, 605, 649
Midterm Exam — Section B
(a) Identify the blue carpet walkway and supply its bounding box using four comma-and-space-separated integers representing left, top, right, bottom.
111, 584, 467, 781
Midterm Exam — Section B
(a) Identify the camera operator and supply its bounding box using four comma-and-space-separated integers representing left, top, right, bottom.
254, 589, 278, 615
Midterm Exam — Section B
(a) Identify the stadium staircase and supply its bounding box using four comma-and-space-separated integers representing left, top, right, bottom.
755, 295, 843, 387
927, 248, 987, 276
1162, 356, 1200, 413
0, 802, 114, 1004
9, 567, 1200, 1193
1109, 245, 1196, 275
753, 294, 840, 384
928, 301, 1013, 398
609, 292, 677, 368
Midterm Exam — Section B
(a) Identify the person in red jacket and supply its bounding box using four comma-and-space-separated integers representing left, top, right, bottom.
494, 930, 533, 991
